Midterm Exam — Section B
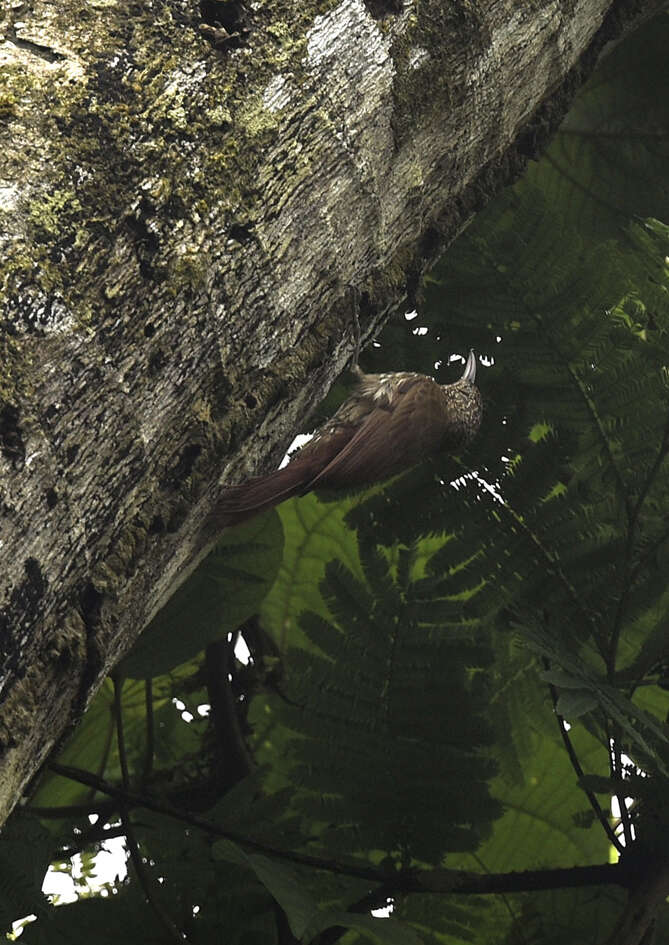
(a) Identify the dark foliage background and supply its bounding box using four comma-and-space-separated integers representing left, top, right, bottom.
3, 14, 669, 945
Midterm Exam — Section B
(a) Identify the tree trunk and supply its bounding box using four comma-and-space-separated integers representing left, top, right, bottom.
0, 0, 660, 824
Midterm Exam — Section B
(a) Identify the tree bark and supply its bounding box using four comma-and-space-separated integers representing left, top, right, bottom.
0, 0, 660, 824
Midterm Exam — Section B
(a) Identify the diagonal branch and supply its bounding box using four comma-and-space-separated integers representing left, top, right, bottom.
545, 666, 623, 853
48, 761, 635, 896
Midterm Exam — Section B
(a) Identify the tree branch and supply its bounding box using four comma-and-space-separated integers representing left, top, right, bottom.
47, 761, 634, 896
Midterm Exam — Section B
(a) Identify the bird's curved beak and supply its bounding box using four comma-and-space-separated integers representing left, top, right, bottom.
461, 349, 477, 383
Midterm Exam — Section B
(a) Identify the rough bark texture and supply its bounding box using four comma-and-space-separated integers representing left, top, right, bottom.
0, 0, 661, 823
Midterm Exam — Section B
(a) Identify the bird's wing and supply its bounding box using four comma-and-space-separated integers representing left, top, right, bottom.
307, 377, 447, 490
217, 375, 452, 525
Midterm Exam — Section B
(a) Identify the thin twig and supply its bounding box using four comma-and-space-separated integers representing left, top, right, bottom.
113, 675, 186, 943
544, 666, 623, 853
89, 699, 115, 803
609, 727, 634, 849
141, 678, 155, 787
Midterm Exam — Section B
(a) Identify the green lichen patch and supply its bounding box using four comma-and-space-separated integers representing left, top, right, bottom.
28, 189, 82, 240
0, 92, 18, 120
1, 0, 352, 330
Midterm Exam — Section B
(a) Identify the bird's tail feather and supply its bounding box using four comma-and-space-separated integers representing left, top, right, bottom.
215, 457, 317, 527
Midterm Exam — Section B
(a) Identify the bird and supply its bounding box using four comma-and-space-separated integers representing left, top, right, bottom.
216, 350, 482, 526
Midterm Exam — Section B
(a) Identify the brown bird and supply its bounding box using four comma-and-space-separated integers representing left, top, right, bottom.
217, 351, 482, 526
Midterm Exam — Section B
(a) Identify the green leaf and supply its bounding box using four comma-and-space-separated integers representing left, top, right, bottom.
260, 492, 364, 650
258, 539, 500, 864
539, 670, 589, 690
120, 509, 284, 678
451, 722, 612, 875
212, 839, 422, 943
554, 690, 599, 720
213, 838, 320, 940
